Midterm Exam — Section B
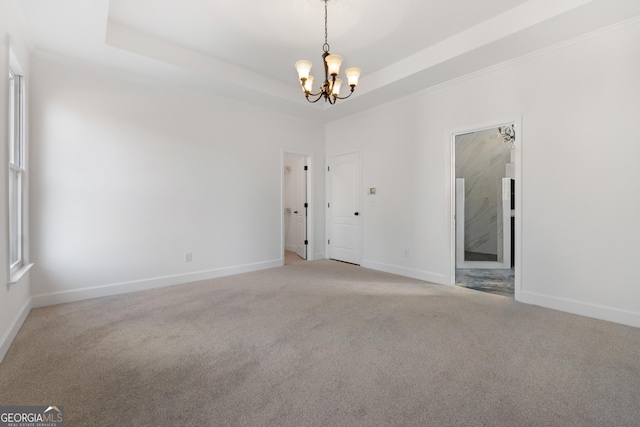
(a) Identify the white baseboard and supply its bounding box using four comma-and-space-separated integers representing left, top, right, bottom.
361, 260, 448, 285
519, 290, 640, 329
0, 298, 32, 363
285, 244, 297, 252
31, 259, 283, 308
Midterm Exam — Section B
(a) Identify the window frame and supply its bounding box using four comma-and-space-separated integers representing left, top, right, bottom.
8, 53, 31, 284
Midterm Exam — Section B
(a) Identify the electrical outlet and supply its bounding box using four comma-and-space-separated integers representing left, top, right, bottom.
185, 252, 192, 263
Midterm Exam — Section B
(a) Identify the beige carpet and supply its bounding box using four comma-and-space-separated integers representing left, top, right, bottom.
1, 260, 639, 426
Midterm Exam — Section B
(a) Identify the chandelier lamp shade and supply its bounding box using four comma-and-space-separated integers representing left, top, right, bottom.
295, 0, 361, 104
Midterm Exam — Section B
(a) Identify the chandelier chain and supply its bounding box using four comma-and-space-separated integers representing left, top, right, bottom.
323, 0, 329, 52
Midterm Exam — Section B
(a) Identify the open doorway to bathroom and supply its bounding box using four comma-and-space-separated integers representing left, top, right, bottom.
453, 124, 516, 297
283, 152, 310, 265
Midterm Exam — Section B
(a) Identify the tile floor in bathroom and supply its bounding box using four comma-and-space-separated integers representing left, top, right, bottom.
456, 268, 514, 297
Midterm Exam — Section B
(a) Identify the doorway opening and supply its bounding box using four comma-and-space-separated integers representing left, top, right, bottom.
283, 152, 311, 265
452, 124, 517, 298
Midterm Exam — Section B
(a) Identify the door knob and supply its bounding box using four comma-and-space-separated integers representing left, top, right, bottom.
294, 211, 298, 214
354, 212, 360, 216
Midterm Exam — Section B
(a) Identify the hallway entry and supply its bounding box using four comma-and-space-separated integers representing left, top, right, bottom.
283, 153, 309, 264
452, 124, 517, 297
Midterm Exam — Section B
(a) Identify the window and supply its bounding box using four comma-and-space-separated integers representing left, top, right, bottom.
8, 65, 26, 278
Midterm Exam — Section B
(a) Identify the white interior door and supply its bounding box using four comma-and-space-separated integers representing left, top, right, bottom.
328, 152, 361, 264
295, 157, 307, 259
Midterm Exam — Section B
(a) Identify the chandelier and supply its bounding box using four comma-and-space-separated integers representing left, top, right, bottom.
497, 124, 516, 146
294, 0, 361, 104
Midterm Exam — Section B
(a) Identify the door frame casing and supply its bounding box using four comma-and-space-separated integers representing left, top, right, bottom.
449, 117, 523, 301
282, 150, 314, 263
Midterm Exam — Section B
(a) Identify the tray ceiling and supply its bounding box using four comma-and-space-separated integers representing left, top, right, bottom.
15, 0, 640, 122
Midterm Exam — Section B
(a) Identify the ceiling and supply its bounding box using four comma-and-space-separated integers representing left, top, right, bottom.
14, 0, 640, 123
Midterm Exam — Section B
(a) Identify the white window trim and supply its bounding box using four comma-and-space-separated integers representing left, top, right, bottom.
8, 47, 31, 286
9, 263, 33, 286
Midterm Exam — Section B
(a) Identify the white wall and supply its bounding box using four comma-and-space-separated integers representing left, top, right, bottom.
0, 1, 32, 361
326, 19, 640, 327
28, 55, 325, 305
